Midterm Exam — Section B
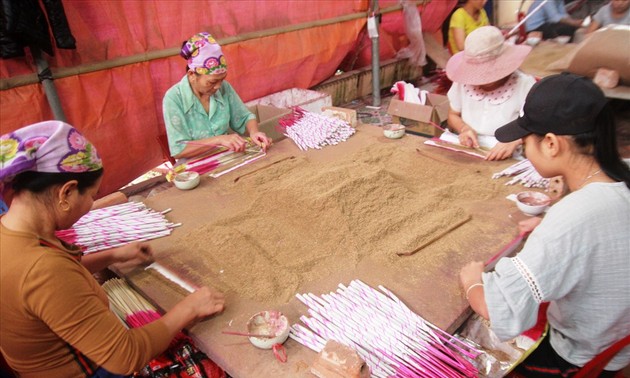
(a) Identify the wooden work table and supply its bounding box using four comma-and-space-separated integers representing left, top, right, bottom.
120, 124, 528, 377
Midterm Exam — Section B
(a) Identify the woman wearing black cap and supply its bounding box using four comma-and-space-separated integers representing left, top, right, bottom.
460, 73, 630, 377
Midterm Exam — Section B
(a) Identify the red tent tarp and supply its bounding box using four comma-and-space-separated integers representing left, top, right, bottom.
0, 0, 455, 195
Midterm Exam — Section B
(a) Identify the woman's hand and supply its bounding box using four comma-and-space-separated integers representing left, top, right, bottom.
214, 134, 247, 152
161, 287, 226, 333
486, 140, 520, 161
111, 242, 154, 269
250, 131, 272, 152
458, 125, 479, 148
183, 287, 226, 322
460, 261, 484, 292
459, 261, 489, 319
518, 216, 542, 234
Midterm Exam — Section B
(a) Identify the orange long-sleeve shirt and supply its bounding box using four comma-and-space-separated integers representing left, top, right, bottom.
0, 223, 171, 377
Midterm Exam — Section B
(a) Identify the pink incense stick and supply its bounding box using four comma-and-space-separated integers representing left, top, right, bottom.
222, 330, 275, 339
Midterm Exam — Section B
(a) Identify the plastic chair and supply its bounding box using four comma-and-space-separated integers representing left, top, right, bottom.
574, 334, 630, 378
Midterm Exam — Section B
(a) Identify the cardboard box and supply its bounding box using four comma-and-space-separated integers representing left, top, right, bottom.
247, 104, 292, 142
386, 94, 449, 137
246, 88, 332, 114
321, 106, 358, 127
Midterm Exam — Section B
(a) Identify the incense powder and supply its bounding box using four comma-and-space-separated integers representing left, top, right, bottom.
158, 142, 515, 304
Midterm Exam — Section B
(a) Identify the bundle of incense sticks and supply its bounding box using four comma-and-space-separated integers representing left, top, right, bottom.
424, 138, 488, 159
492, 159, 550, 189
278, 107, 355, 151
56, 202, 180, 254
102, 278, 192, 351
102, 278, 162, 328
171, 143, 266, 179
290, 280, 481, 378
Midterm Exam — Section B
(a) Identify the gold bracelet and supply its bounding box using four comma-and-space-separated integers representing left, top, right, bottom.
465, 283, 484, 300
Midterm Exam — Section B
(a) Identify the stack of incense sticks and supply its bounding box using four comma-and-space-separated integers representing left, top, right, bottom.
56, 202, 180, 254
102, 278, 161, 328
424, 138, 487, 159
173, 143, 266, 178
290, 280, 481, 378
492, 159, 550, 189
102, 278, 191, 349
278, 107, 355, 150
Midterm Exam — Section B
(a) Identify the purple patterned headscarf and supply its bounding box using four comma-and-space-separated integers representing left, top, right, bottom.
180, 32, 228, 75
0, 121, 102, 183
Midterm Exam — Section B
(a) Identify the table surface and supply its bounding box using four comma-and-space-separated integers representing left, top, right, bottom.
120, 124, 528, 377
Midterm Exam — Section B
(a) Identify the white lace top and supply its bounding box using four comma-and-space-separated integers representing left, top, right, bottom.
447, 70, 536, 138
483, 182, 630, 370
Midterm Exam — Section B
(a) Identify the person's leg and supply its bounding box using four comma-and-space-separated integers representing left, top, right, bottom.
551, 22, 578, 40
534, 24, 559, 40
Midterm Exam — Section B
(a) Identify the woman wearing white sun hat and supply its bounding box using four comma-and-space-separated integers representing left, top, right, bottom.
445, 26, 536, 161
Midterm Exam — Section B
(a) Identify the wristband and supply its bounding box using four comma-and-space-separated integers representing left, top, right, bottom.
465, 283, 484, 300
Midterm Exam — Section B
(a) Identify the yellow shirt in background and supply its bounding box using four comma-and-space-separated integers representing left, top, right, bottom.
448, 7, 490, 54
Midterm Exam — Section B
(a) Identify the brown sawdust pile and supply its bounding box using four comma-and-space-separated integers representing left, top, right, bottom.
161, 142, 514, 305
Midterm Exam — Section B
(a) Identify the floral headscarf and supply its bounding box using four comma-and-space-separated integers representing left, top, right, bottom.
180, 32, 228, 76
0, 121, 102, 183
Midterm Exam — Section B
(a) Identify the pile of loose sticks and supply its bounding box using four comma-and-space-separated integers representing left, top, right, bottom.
279, 107, 356, 150
290, 280, 481, 377
56, 202, 179, 254
492, 159, 549, 189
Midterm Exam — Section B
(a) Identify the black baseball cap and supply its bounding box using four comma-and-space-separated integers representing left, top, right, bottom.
495, 73, 608, 143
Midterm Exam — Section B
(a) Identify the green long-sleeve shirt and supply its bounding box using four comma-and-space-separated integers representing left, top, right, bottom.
162, 75, 255, 157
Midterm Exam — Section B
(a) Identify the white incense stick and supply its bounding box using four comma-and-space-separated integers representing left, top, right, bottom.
145, 262, 196, 293
506, 0, 548, 38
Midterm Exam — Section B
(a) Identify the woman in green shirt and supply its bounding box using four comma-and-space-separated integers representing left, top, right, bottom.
163, 32, 272, 161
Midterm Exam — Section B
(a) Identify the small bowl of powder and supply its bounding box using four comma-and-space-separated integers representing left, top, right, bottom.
246, 310, 290, 349
516, 191, 551, 216
383, 124, 406, 139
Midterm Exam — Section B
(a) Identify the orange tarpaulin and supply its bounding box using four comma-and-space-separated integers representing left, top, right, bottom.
0, 0, 455, 196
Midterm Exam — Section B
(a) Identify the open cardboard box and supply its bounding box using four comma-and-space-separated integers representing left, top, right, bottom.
387, 93, 449, 137
322, 106, 358, 127
247, 104, 292, 142
246, 88, 332, 114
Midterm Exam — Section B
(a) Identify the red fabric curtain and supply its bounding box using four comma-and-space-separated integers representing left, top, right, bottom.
0, 0, 455, 196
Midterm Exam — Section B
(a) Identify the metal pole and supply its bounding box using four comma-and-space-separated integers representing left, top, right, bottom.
370, 0, 381, 107
31, 47, 67, 121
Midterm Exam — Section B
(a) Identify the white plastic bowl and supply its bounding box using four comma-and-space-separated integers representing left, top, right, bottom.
555, 36, 570, 45
383, 124, 405, 139
526, 37, 541, 46
516, 191, 551, 216
173, 171, 200, 190
246, 310, 289, 349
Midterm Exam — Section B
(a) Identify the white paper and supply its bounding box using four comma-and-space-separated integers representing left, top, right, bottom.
367, 16, 379, 38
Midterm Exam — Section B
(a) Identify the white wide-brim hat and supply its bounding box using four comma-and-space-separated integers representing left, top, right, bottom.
446, 26, 532, 86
